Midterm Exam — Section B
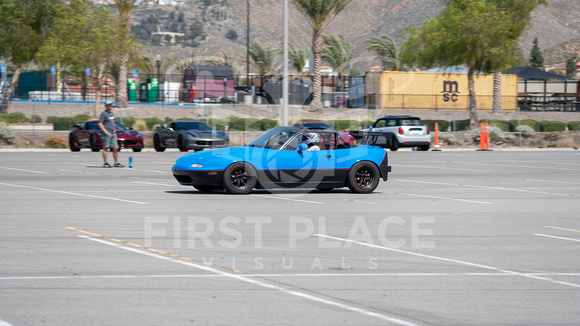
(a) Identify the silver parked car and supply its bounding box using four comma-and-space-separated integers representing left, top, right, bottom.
153, 120, 229, 152
364, 115, 430, 151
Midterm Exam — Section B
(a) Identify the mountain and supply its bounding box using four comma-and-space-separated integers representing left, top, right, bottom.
132, 0, 580, 72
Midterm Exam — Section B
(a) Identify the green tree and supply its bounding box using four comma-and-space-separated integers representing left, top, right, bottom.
403, 0, 546, 127
322, 35, 355, 77
113, 0, 142, 108
37, 0, 134, 116
529, 38, 544, 70
566, 56, 577, 78
0, 0, 58, 114
365, 34, 405, 71
289, 44, 310, 74
248, 42, 280, 76
291, 0, 353, 112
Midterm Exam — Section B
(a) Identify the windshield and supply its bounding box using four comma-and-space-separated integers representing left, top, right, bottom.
174, 121, 212, 131
247, 128, 298, 149
301, 122, 334, 130
86, 121, 127, 131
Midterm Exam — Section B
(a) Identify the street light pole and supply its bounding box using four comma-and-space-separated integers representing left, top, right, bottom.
282, 0, 289, 126
156, 54, 161, 102
246, 0, 250, 90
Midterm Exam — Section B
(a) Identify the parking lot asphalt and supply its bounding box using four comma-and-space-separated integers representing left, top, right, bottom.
0, 149, 579, 325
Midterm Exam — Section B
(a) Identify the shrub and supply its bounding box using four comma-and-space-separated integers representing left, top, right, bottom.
164, 117, 174, 124
31, 115, 42, 123
540, 121, 566, 132
454, 119, 470, 131
144, 117, 164, 130
568, 121, 580, 131
510, 119, 540, 132
436, 133, 456, 146
463, 126, 505, 145
50, 117, 76, 130
486, 119, 511, 132
515, 125, 536, 137
0, 112, 29, 124
258, 119, 278, 130
423, 120, 449, 132
72, 114, 91, 125
132, 119, 148, 131
0, 122, 16, 145
118, 116, 136, 129
208, 118, 227, 130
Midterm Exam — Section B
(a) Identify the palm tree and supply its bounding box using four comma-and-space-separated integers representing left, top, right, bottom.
291, 0, 353, 112
365, 34, 404, 71
248, 42, 280, 76
113, 0, 141, 108
322, 35, 354, 77
289, 44, 310, 74
492, 71, 502, 113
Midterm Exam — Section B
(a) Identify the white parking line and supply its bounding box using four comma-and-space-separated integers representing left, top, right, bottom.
397, 192, 493, 205
0, 166, 49, 174
396, 179, 575, 197
3, 272, 580, 281
133, 181, 181, 187
254, 194, 325, 205
535, 234, 580, 243
0, 318, 13, 326
0, 182, 148, 205
396, 164, 487, 172
80, 235, 418, 326
315, 234, 580, 289
525, 179, 580, 185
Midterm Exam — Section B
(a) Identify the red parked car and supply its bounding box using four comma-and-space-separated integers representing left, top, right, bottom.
69, 120, 144, 152
291, 121, 356, 144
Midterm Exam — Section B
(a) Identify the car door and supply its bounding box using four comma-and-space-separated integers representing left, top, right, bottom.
76, 122, 95, 147
160, 122, 178, 147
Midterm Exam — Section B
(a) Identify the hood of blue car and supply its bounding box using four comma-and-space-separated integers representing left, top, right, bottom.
173, 146, 264, 171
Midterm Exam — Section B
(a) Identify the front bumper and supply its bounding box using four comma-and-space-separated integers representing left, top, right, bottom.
184, 139, 229, 150
172, 168, 224, 187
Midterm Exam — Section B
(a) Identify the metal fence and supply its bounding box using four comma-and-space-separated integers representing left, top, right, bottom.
2, 70, 580, 112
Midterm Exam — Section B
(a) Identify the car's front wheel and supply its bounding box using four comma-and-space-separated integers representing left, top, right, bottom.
389, 139, 399, 151
222, 162, 257, 194
420, 144, 430, 151
69, 135, 80, 152
132, 148, 142, 152
178, 136, 188, 152
347, 161, 380, 193
90, 135, 100, 152
154, 135, 165, 152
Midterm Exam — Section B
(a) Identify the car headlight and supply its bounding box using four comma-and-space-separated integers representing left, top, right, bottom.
190, 163, 203, 168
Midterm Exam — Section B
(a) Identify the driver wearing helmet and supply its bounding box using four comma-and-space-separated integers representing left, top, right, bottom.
304, 132, 322, 151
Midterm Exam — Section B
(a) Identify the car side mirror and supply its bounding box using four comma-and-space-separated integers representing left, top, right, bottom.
298, 143, 308, 153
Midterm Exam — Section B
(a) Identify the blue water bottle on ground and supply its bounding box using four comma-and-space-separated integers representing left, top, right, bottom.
129, 156, 133, 168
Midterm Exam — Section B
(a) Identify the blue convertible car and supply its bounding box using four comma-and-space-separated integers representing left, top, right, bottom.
172, 127, 391, 194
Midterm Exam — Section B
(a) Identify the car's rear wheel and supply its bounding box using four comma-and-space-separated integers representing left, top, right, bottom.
90, 135, 100, 152
347, 161, 380, 193
132, 148, 142, 152
389, 139, 399, 151
178, 136, 188, 152
69, 135, 80, 152
419, 144, 430, 151
194, 185, 216, 193
154, 135, 165, 152
222, 162, 257, 194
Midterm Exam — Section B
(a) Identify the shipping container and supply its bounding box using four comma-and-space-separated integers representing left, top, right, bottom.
366, 71, 518, 112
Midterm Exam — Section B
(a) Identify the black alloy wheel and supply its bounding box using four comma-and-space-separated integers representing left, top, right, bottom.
154, 135, 165, 152
222, 162, 257, 194
347, 161, 380, 193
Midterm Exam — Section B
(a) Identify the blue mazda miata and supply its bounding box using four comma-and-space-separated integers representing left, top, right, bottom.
172, 126, 391, 194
